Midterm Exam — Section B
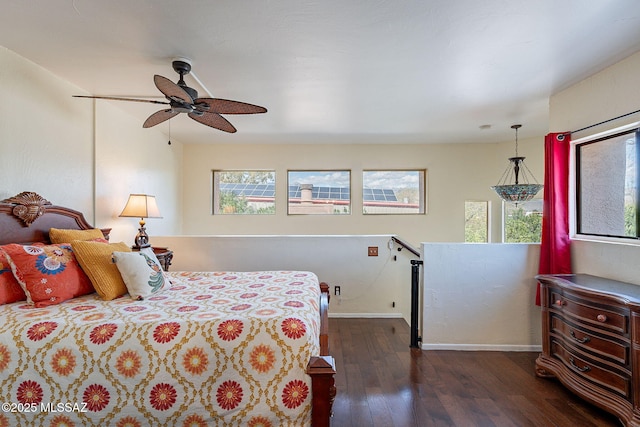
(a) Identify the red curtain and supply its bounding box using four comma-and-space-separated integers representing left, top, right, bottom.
536, 132, 572, 305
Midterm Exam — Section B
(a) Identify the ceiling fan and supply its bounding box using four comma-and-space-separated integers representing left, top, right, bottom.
74, 59, 267, 133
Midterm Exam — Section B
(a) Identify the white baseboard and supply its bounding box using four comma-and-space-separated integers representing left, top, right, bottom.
421, 343, 542, 352
328, 313, 404, 319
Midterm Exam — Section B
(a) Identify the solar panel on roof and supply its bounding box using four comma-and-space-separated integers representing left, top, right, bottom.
221, 183, 397, 203
362, 187, 398, 202
220, 183, 277, 197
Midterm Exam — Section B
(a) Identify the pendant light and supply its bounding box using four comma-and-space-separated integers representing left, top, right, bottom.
491, 124, 543, 204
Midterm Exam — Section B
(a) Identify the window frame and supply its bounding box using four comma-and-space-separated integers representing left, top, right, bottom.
572, 122, 640, 243
286, 170, 352, 215
361, 169, 427, 215
212, 169, 277, 215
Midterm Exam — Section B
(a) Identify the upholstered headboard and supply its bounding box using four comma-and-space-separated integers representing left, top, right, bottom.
0, 192, 110, 245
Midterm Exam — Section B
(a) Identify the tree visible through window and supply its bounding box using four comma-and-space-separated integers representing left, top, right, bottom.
465, 201, 488, 242
213, 170, 276, 215
503, 199, 542, 243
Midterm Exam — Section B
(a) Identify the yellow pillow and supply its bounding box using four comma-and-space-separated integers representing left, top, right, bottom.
50, 228, 105, 244
71, 240, 131, 300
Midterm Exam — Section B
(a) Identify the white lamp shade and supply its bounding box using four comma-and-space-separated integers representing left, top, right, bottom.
119, 194, 162, 218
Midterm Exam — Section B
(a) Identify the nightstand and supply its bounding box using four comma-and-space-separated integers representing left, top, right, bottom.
133, 246, 174, 271
150, 247, 173, 271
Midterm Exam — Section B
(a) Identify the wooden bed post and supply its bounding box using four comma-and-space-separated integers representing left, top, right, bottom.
307, 355, 336, 427
308, 282, 336, 426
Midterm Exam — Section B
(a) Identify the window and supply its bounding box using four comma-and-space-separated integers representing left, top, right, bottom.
576, 129, 639, 239
362, 170, 426, 214
288, 170, 351, 215
465, 201, 488, 242
212, 170, 276, 215
503, 199, 542, 243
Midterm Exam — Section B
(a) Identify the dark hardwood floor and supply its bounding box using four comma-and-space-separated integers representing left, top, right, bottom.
329, 318, 622, 427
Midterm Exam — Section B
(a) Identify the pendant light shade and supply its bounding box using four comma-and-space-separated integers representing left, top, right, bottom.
491, 124, 543, 203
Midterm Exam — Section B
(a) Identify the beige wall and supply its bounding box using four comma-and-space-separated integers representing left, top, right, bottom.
93, 101, 183, 243
550, 50, 640, 285
0, 47, 183, 244
422, 243, 541, 350
181, 139, 544, 245
550, 51, 640, 135
0, 47, 95, 215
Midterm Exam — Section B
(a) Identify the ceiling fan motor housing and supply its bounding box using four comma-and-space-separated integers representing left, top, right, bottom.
172, 59, 192, 75
172, 59, 199, 100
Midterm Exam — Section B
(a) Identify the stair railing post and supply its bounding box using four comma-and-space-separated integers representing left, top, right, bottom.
410, 259, 423, 348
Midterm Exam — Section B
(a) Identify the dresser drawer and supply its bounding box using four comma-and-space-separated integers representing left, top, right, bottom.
551, 340, 631, 399
537, 274, 640, 425
550, 316, 629, 366
550, 290, 628, 335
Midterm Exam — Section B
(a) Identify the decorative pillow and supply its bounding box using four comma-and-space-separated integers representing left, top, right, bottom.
139, 247, 164, 268
70, 240, 131, 301
0, 247, 27, 305
49, 228, 105, 244
2, 243, 94, 307
112, 250, 166, 300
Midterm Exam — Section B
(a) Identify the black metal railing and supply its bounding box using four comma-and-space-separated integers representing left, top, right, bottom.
410, 259, 423, 348
391, 236, 421, 258
392, 236, 422, 348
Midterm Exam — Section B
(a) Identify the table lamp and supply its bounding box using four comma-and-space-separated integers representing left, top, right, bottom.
119, 194, 162, 249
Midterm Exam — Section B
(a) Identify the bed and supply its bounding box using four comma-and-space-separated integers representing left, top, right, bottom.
0, 192, 335, 427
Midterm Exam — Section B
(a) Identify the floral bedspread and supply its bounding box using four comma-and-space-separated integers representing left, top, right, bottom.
0, 271, 321, 427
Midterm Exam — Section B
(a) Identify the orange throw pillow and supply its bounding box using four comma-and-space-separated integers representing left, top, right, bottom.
3, 243, 94, 307
0, 247, 26, 304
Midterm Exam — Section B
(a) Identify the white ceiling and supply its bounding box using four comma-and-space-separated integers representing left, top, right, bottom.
3, 1, 640, 144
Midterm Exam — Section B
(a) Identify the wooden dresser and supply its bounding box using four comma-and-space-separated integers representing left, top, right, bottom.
536, 274, 640, 426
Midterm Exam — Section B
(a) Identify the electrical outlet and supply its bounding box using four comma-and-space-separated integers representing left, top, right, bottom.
368, 246, 378, 256
334, 285, 341, 296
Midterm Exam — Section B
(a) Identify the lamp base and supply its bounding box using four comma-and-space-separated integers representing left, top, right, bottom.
132, 220, 151, 249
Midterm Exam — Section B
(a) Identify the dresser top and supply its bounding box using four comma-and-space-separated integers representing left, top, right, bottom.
537, 273, 640, 302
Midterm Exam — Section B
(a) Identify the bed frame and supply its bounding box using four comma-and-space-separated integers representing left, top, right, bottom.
0, 191, 336, 426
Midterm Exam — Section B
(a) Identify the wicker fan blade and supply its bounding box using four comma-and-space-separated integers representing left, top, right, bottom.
73, 95, 169, 105
154, 75, 193, 103
194, 98, 267, 115
143, 109, 179, 128
189, 112, 237, 133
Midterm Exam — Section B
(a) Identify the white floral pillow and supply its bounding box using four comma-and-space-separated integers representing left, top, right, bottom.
112, 250, 166, 300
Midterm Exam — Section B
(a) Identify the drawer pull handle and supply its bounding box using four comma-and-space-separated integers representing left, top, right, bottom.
596, 314, 607, 323
570, 330, 591, 344
569, 357, 591, 373
555, 299, 565, 307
